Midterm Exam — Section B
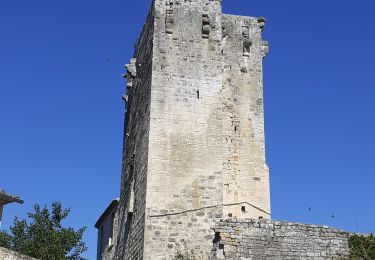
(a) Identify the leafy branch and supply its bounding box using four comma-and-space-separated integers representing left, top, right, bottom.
349, 233, 375, 259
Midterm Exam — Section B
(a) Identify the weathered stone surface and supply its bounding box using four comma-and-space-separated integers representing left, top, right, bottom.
211, 219, 351, 260
111, 0, 271, 259
113, 4, 155, 259
0, 247, 37, 260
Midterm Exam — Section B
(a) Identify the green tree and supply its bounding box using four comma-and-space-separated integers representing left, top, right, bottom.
1, 202, 87, 260
349, 234, 375, 259
0, 231, 12, 248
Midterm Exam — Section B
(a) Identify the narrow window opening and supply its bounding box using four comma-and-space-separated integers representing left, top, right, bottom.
228, 213, 233, 217
243, 41, 251, 57
165, 3, 174, 34
241, 206, 246, 213
222, 27, 227, 39
242, 26, 249, 37
234, 126, 237, 132
202, 14, 210, 38
197, 90, 200, 99
109, 213, 115, 246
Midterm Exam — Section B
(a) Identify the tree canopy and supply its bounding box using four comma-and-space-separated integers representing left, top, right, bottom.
349, 234, 375, 259
0, 202, 87, 260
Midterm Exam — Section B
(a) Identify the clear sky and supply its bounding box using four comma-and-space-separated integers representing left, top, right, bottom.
1, 0, 374, 259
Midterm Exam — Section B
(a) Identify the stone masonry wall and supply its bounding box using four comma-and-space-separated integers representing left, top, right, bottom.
112, 0, 273, 259
114, 2, 155, 259
0, 247, 37, 260
221, 14, 270, 219
96, 201, 118, 260
212, 219, 350, 260
144, 0, 225, 257
141, 1, 272, 258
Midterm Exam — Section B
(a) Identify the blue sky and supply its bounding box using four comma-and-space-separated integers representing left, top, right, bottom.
1, 0, 374, 259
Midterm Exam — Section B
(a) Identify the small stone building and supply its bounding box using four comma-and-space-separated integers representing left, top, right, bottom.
95, 199, 119, 260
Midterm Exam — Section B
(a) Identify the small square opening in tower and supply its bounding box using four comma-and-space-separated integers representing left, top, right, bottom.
243, 41, 251, 57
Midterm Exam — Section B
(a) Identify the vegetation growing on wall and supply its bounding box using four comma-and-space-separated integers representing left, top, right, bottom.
349, 234, 375, 259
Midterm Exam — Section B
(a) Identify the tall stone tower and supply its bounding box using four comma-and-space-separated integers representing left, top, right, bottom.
112, 0, 270, 259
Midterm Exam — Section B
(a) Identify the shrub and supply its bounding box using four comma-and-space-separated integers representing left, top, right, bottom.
349, 234, 375, 259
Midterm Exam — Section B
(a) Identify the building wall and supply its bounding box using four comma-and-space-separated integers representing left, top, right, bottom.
221, 14, 270, 219
0, 247, 37, 260
149, 0, 224, 215
96, 205, 117, 260
114, 0, 271, 259
144, 0, 225, 259
114, 2, 155, 260
212, 219, 351, 259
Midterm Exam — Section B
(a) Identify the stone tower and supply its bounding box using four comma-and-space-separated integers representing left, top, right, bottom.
111, 0, 271, 259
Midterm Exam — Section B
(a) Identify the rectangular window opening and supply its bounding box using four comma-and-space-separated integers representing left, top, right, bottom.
202, 14, 210, 38
243, 42, 251, 57
109, 213, 115, 246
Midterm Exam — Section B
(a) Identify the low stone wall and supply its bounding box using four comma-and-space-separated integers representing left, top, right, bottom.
211, 219, 351, 260
0, 247, 37, 260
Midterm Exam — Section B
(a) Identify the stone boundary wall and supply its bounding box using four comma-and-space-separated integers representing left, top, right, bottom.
0, 247, 37, 260
211, 219, 351, 260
